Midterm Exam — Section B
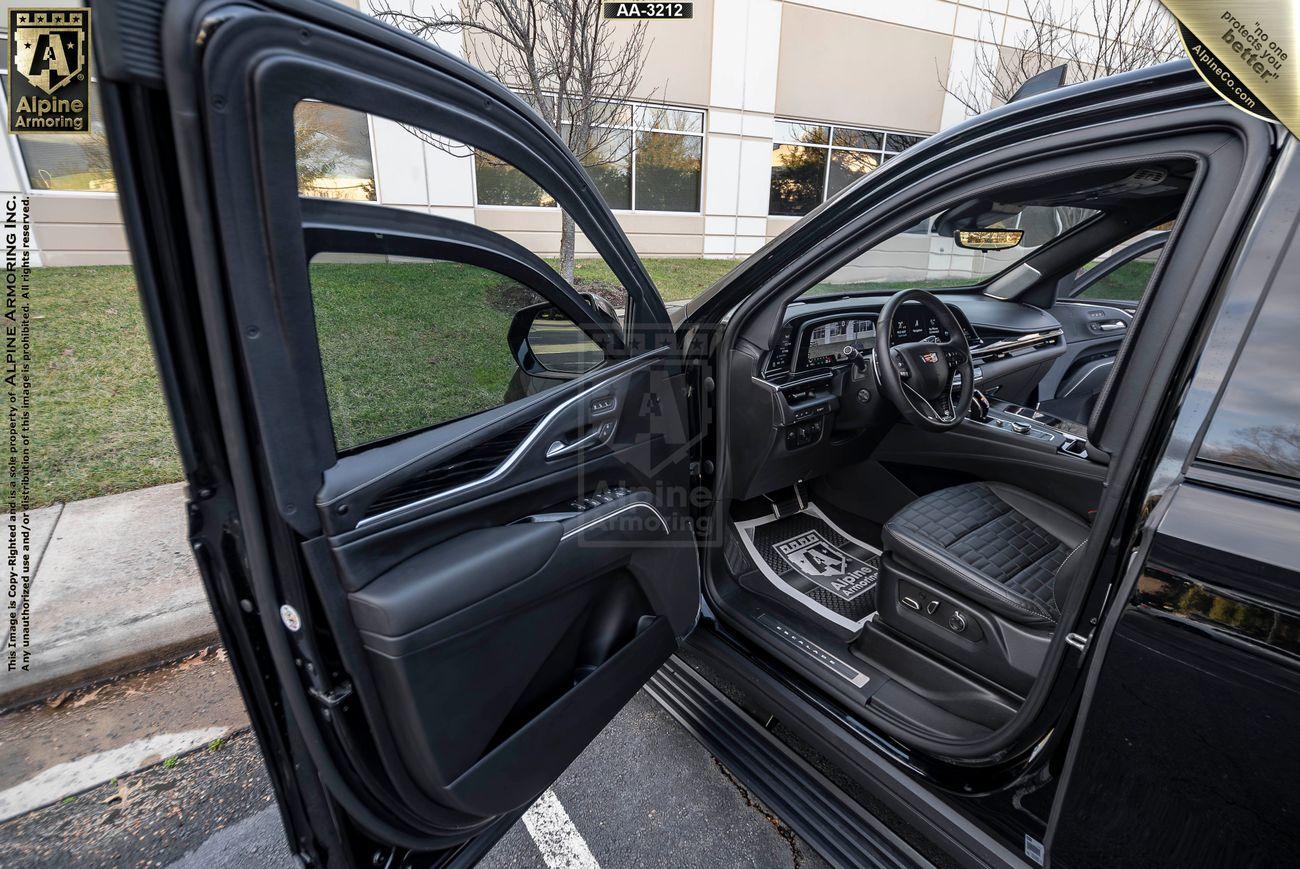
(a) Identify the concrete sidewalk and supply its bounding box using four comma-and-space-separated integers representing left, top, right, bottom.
1, 483, 216, 710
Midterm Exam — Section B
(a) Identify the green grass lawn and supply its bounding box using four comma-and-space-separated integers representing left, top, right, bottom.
19, 257, 738, 508
569, 256, 736, 302
1074, 259, 1153, 302
24, 266, 184, 508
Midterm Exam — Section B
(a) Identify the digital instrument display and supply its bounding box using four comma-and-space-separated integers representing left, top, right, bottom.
793, 304, 970, 372
893, 310, 947, 342
806, 318, 876, 366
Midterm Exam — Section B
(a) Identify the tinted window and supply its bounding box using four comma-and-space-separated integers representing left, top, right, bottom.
799, 202, 1098, 297
1199, 278, 1300, 480
1075, 243, 1162, 303
475, 151, 556, 207
634, 131, 702, 212
309, 258, 600, 451
769, 145, 826, 216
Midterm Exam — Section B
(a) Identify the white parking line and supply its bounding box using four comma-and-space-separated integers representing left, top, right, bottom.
0, 726, 228, 822
521, 788, 600, 869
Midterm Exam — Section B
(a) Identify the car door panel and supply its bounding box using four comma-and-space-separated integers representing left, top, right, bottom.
1037, 302, 1130, 400
97, 0, 699, 850
319, 354, 699, 818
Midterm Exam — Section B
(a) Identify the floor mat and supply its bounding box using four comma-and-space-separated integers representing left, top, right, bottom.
734, 504, 881, 631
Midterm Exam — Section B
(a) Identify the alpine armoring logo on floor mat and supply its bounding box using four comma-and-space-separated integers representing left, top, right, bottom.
773, 531, 876, 601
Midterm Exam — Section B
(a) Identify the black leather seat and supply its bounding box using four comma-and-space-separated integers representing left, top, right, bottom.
882, 482, 1088, 627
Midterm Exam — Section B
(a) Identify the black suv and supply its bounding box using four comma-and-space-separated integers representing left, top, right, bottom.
97, 0, 1300, 865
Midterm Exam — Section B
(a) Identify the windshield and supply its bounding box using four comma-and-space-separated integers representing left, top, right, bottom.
799, 202, 1099, 298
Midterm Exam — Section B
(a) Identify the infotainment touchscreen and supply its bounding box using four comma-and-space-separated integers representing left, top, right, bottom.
806, 318, 875, 366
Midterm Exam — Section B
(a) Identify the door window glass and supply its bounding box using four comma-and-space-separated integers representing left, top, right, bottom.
308, 256, 602, 451
293, 103, 632, 453
1073, 236, 1166, 303
1199, 276, 1300, 481
294, 102, 376, 201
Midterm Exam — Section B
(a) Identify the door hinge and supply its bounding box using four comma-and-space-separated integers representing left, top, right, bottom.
1065, 632, 1090, 653
308, 681, 353, 709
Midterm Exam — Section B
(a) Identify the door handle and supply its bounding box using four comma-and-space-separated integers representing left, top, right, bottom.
546, 420, 615, 459
1097, 321, 1125, 331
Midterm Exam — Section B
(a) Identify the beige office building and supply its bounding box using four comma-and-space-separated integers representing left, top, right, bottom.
1, 1, 1105, 266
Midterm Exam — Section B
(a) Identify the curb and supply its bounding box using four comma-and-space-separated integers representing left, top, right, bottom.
0, 630, 221, 713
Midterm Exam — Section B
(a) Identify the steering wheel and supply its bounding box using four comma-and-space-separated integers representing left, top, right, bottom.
874, 289, 974, 432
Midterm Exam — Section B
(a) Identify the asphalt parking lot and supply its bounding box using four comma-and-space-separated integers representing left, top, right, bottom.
0, 653, 830, 868
176, 692, 830, 869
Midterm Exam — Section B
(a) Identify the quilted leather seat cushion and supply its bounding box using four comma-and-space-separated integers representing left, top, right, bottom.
883, 482, 1089, 625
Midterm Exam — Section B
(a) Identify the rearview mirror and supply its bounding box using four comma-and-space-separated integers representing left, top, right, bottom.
954, 229, 1024, 251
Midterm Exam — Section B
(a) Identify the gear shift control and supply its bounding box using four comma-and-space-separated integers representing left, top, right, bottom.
969, 388, 991, 422
840, 344, 870, 375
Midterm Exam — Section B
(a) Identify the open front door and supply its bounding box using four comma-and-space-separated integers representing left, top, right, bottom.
96, 0, 701, 861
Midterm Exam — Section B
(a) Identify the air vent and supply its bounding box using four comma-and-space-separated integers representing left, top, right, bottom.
364, 420, 537, 518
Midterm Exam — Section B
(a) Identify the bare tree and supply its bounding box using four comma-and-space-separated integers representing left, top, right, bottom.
373, 0, 654, 282
943, 0, 1180, 117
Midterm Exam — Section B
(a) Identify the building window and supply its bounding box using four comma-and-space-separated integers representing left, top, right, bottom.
475, 100, 704, 213
1, 76, 115, 192
294, 102, 377, 201
769, 120, 925, 217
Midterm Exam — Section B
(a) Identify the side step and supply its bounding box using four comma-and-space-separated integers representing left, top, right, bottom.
645, 656, 932, 869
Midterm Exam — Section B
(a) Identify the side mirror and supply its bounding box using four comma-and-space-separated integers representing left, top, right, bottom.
954, 228, 1024, 250
579, 291, 621, 330
507, 303, 607, 377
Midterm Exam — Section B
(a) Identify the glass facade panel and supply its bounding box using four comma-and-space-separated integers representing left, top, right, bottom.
634, 131, 702, 212
583, 128, 633, 211
775, 121, 830, 145
771, 119, 928, 215
827, 150, 880, 197
636, 106, 704, 133
769, 144, 827, 216
478, 99, 701, 212
5, 80, 114, 192
474, 151, 556, 207
832, 127, 883, 151
885, 133, 923, 152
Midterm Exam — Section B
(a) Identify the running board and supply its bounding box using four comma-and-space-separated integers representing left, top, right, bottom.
645, 657, 931, 869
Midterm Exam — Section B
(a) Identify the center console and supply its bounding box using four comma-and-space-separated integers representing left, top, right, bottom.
967, 396, 1094, 461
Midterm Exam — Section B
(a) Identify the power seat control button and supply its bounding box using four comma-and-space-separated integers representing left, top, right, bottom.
901, 596, 921, 611
948, 612, 967, 634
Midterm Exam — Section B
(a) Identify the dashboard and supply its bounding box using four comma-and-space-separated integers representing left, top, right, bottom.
770, 301, 980, 377
730, 291, 1076, 503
